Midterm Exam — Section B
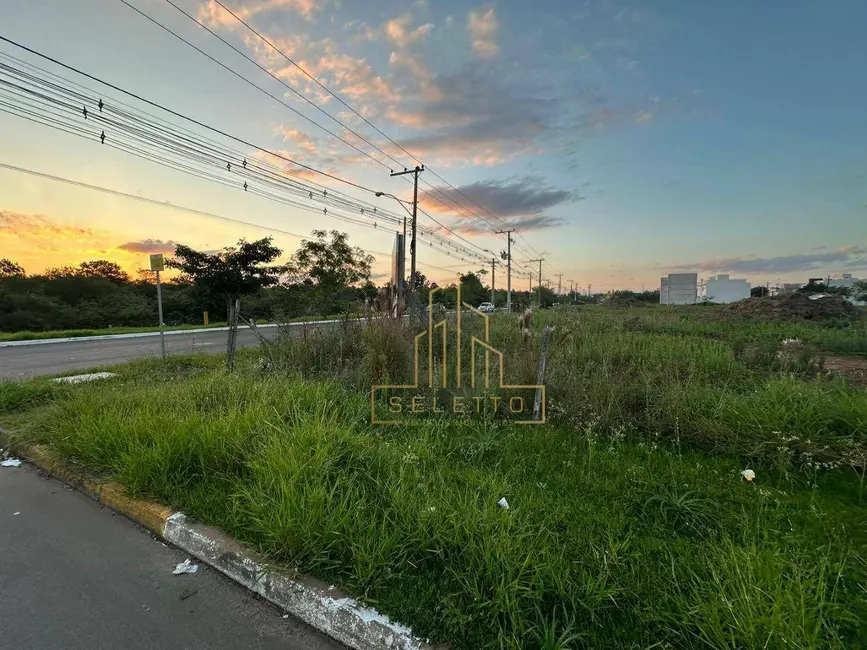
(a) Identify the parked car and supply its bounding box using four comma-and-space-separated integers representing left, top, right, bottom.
478, 302, 496, 313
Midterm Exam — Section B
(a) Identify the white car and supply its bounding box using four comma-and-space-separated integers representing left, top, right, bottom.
478, 302, 496, 313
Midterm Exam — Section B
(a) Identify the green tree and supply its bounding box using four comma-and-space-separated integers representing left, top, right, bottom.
459, 272, 487, 307
854, 280, 867, 302
285, 230, 373, 316
168, 237, 283, 368
76, 260, 130, 283
411, 270, 430, 305
535, 285, 557, 308
0, 259, 24, 279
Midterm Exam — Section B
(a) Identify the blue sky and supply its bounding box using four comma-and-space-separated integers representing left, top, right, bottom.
0, 0, 864, 289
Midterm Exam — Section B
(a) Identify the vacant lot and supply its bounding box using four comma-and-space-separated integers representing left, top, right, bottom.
2, 305, 865, 649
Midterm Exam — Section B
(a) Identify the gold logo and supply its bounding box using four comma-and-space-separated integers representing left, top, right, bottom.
371, 281, 545, 424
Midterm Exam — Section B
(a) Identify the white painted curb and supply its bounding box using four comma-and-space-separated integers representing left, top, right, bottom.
0, 318, 362, 348
163, 513, 434, 650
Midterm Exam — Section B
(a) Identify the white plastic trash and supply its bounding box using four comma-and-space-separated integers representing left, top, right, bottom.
741, 469, 756, 482
173, 559, 199, 575
497, 497, 510, 509
1, 459, 22, 468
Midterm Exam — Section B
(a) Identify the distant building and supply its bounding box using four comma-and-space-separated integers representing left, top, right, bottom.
829, 273, 865, 306
776, 283, 802, 296
660, 273, 697, 305
703, 274, 750, 304
828, 273, 858, 291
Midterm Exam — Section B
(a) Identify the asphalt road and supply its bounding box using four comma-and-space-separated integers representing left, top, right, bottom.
0, 327, 282, 380
0, 461, 345, 650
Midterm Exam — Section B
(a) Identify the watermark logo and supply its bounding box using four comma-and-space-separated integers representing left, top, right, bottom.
371, 283, 545, 424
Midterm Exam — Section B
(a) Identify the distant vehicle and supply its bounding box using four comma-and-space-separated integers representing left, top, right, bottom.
478, 302, 496, 313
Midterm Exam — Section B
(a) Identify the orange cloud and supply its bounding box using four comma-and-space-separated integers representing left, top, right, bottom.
199, 0, 321, 27
365, 14, 435, 48
467, 8, 499, 59
275, 127, 319, 155
0, 210, 150, 275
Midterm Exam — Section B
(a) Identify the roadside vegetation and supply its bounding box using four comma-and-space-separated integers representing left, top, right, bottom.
2, 305, 865, 649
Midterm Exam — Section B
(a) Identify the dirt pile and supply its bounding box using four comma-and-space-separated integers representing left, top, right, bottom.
724, 293, 860, 321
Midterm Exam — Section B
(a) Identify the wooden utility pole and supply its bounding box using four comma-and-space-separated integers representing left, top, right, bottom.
495, 229, 515, 312
490, 257, 496, 305
533, 325, 553, 421
527, 258, 545, 306
389, 165, 424, 306
556, 273, 563, 295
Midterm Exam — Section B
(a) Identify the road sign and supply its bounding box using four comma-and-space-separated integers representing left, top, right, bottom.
149, 253, 167, 359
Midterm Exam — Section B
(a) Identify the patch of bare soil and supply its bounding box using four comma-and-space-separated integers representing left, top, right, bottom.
823, 355, 867, 387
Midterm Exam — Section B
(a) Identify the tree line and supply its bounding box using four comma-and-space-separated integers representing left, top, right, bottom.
1, 230, 570, 333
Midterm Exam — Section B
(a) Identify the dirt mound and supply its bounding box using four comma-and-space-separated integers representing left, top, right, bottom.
724, 293, 860, 321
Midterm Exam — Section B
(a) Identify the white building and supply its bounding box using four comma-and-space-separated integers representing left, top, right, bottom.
704, 274, 750, 304
660, 273, 697, 305
829, 273, 865, 306
828, 273, 858, 291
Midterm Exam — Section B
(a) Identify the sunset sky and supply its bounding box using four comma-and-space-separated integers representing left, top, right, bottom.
1, 0, 865, 291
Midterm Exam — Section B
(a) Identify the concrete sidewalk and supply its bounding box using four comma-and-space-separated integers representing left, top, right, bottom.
0, 462, 344, 650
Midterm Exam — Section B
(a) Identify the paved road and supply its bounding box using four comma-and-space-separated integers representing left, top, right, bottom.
0, 461, 344, 650
0, 327, 284, 380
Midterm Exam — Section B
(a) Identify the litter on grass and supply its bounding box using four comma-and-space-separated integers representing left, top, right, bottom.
497, 497, 510, 509
1, 458, 22, 467
742, 469, 756, 482
173, 559, 199, 575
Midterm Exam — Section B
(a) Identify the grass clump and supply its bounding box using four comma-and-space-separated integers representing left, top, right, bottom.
3, 305, 866, 648
8, 367, 866, 649
0, 379, 67, 414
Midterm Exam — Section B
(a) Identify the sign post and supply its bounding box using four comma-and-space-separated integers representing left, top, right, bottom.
150, 253, 167, 360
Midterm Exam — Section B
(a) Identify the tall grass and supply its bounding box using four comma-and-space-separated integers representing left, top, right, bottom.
11, 372, 866, 649
4, 306, 866, 648
262, 308, 866, 470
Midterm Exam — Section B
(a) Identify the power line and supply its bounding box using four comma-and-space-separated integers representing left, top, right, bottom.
0, 160, 477, 276
0, 45, 498, 266
120, 1, 503, 264
119, 0, 400, 174
126, 1, 547, 268
157, 0, 410, 172
0, 35, 374, 193
205, 0, 555, 266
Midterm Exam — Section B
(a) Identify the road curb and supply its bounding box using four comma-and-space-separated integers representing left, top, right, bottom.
0, 432, 433, 650
0, 324, 279, 347
0, 316, 375, 348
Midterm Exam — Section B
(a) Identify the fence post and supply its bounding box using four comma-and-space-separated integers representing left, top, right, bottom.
533, 325, 553, 420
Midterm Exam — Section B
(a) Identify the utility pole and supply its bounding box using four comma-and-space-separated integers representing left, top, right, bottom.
527, 258, 544, 307
490, 257, 496, 305
556, 273, 563, 295
389, 165, 424, 306
495, 229, 515, 312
